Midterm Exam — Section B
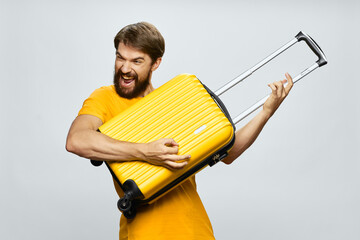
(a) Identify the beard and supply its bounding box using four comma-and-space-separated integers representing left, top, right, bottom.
113, 68, 151, 99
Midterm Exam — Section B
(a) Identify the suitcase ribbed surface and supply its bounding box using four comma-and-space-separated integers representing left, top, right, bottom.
99, 74, 234, 199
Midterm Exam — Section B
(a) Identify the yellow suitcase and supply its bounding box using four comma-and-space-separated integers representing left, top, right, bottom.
96, 73, 235, 218
90, 31, 327, 219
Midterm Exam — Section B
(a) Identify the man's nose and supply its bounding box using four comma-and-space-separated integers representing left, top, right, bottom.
121, 61, 132, 74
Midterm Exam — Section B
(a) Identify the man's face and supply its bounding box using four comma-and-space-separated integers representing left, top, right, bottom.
113, 42, 155, 99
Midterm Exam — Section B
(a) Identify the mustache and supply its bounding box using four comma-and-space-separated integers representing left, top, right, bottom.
116, 69, 137, 79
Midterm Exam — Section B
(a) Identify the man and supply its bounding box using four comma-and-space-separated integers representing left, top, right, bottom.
66, 22, 293, 240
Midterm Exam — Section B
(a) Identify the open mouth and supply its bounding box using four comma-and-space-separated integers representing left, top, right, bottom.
120, 75, 136, 88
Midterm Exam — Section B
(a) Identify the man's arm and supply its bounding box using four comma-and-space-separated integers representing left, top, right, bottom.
66, 114, 190, 169
223, 73, 293, 164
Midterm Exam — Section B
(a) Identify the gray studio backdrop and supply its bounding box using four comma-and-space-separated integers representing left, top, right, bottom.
1, 0, 359, 239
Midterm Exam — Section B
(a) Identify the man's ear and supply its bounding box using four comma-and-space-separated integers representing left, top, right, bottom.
151, 57, 162, 71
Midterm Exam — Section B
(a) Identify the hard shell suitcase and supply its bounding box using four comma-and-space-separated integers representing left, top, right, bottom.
91, 31, 327, 219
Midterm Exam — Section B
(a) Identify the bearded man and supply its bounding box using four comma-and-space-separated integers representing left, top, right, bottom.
66, 22, 293, 240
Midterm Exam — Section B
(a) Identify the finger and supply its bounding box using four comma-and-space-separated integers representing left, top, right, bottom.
164, 160, 188, 170
280, 80, 287, 97
164, 154, 191, 162
163, 145, 179, 154
274, 81, 284, 96
162, 138, 179, 147
284, 72, 293, 94
268, 83, 277, 93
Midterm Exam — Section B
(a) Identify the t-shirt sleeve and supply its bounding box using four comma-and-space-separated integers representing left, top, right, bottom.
78, 87, 111, 123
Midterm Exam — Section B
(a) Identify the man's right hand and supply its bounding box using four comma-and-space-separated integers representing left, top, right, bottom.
139, 138, 191, 170
66, 115, 190, 170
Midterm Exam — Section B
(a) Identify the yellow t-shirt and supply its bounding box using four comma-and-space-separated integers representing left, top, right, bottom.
78, 85, 215, 240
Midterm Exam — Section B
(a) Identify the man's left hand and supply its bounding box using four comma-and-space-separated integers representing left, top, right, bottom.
263, 72, 293, 118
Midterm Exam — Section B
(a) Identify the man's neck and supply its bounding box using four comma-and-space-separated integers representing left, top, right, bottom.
140, 83, 155, 97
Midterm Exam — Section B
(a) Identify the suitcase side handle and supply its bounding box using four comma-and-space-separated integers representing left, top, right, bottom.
91, 159, 103, 166
90, 129, 104, 166
295, 31, 327, 67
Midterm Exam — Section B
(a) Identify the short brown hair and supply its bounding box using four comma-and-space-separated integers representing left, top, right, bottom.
114, 22, 165, 63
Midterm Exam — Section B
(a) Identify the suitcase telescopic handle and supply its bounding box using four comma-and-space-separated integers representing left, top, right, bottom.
295, 31, 327, 67
215, 31, 327, 97
214, 31, 328, 125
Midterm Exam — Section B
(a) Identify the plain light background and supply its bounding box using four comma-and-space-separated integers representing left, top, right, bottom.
1, 0, 359, 239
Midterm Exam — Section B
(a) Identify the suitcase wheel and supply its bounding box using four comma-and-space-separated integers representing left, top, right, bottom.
123, 207, 136, 219
117, 197, 136, 219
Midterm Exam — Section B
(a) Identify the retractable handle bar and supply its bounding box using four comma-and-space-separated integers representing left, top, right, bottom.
215, 31, 327, 125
